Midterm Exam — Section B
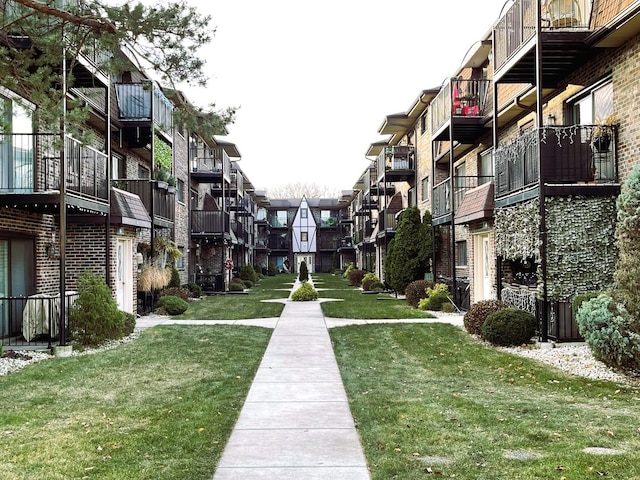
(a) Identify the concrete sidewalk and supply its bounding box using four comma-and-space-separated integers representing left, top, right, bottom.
212, 300, 371, 480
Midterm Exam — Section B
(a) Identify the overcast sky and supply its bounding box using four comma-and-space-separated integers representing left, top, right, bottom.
178, 0, 508, 194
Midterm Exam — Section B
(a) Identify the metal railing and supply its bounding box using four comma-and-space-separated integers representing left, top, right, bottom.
190, 146, 231, 182
1, 292, 78, 347
114, 179, 174, 223
494, 125, 617, 199
191, 210, 229, 235
432, 176, 494, 218
114, 83, 173, 135
431, 78, 492, 133
376, 146, 415, 180
0, 133, 108, 201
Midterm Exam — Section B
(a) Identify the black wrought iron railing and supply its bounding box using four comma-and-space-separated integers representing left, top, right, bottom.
191, 210, 229, 235
494, 125, 617, 199
431, 78, 492, 132
0, 133, 108, 201
0, 292, 78, 347
432, 176, 494, 218
114, 179, 174, 223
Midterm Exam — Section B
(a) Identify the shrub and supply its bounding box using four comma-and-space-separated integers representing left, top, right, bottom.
405, 279, 435, 308
239, 264, 258, 284
463, 299, 512, 336
229, 282, 245, 292
343, 262, 355, 278
291, 282, 318, 301
299, 260, 309, 282
184, 282, 202, 298
268, 262, 278, 276
348, 269, 366, 287
418, 283, 449, 311
572, 291, 603, 318
161, 286, 191, 301
157, 295, 189, 315
243, 280, 254, 289
482, 308, 536, 346
169, 266, 181, 288
369, 281, 385, 292
576, 293, 640, 372
123, 311, 136, 335
441, 302, 456, 313
69, 270, 125, 347
230, 277, 244, 285
362, 272, 380, 291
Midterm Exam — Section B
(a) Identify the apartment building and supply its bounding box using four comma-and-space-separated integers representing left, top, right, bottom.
347, 0, 640, 341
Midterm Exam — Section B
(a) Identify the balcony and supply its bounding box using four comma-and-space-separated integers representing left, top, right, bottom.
494, 125, 619, 205
191, 146, 231, 183
431, 78, 492, 143
268, 234, 290, 250
432, 175, 495, 224
115, 83, 173, 143
113, 179, 175, 227
493, 0, 593, 85
376, 146, 415, 183
377, 211, 398, 235
190, 210, 229, 238
0, 133, 109, 214
318, 237, 339, 251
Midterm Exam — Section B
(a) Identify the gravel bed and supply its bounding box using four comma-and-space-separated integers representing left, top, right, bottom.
0, 329, 143, 377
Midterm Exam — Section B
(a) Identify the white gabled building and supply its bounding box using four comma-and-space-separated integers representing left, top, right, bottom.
291, 196, 317, 272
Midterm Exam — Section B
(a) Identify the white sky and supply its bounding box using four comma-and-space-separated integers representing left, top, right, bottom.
177, 0, 508, 194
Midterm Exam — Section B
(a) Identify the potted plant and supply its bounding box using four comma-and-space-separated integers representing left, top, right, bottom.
167, 175, 177, 194
155, 168, 169, 189
591, 114, 616, 152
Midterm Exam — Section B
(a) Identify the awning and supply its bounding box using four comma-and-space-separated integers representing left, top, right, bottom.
110, 188, 151, 228
455, 182, 494, 225
367, 222, 379, 243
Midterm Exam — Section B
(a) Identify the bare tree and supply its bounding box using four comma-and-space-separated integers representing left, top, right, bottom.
267, 182, 340, 199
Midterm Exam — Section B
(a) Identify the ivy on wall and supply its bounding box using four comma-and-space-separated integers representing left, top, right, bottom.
495, 199, 541, 261
545, 196, 617, 301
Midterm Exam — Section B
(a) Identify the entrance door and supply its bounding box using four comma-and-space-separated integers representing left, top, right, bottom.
295, 254, 315, 274
0, 238, 35, 337
116, 239, 134, 313
474, 234, 493, 302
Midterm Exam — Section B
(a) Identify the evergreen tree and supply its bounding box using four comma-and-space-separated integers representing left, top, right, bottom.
299, 260, 309, 282
614, 166, 640, 319
385, 208, 433, 294
1, 1, 235, 137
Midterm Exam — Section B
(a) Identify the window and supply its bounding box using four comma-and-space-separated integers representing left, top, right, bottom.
421, 176, 429, 202
301, 231, 308, 242
420, 114, 427, 135
456, 240, 468, 266
276, 210, 287, 227
301, 208, 308, 219
572, 79, 613, 125
408, 186, 417, 208
111, 153, 125, 180
455, 162, 466, 208
177, 179, 185, 203
177, 247, 184, 269
479, 149, 494, 185
1, 93, 34, 191
138, 164, 150, 179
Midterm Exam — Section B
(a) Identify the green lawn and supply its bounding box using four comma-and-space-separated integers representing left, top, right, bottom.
172, 273, 296, 320
331, 322, 640, 479
0, 326, 271, 480
313, 273, 437, 320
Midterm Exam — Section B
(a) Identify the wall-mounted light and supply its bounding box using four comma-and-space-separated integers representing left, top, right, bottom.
116, 226, 125, 236
546, 113, 556, 126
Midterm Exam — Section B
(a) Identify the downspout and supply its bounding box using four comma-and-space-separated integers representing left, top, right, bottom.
492, 25, 500, 302
149, 82, 155, 268
105, 72, 112, 289
449, 88, 457, 306
535, 0, 549, 342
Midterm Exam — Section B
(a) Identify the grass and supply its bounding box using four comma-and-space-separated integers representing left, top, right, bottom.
172, 273, 296, 320
331, 323, 640, 479
313, 273, 437, 319
0, 325, 271, 480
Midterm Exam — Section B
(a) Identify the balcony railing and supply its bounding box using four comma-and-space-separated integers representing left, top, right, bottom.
377, 146, 415, 180
318, 238, 339, 250
494, 0, 592, 73
377, 211, 397, 232
0, 133, 108, 201
191, 210, 229, 235
114, 179, 174, 223
115, 83, 173, 135
432, 176, 495, 219
431, 78, 492, 133
190, 146, 231, 182
268, 235, 290, 250
495, 125, 617, 199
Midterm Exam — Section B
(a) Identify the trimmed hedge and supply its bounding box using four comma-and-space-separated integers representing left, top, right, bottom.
481, 308, 536, 346
463, 299, 512, 336
405, 279, 435, 308
157, 295, 189, 315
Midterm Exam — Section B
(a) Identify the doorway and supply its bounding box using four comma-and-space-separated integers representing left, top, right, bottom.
116, 238, 134, 313
474, 233, 493, 302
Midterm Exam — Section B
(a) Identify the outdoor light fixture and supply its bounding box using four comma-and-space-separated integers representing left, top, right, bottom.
546, 113, 556, 126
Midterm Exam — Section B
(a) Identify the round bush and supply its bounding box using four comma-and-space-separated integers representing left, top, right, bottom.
161, 286, 191, 301
441, 302, 456, 313
463, 299, 512, 336
123, 311, 136, 335
417, 283, 449, 311
576, 293, 640, 372
405, 279, 435, 308
347, 269, 366, 287
157, 295, 189, 315
481, 308, 536, 346
291, 282, 318, 301
369, 281, 385, 292
243, 280, 254, 289
229, 282, 245, 292
184, 282, 202, 298
299, 260, 309, 282
362, 272, 380, 291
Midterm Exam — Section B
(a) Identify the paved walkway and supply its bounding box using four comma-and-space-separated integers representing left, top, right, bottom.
212, 300, 371, 480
